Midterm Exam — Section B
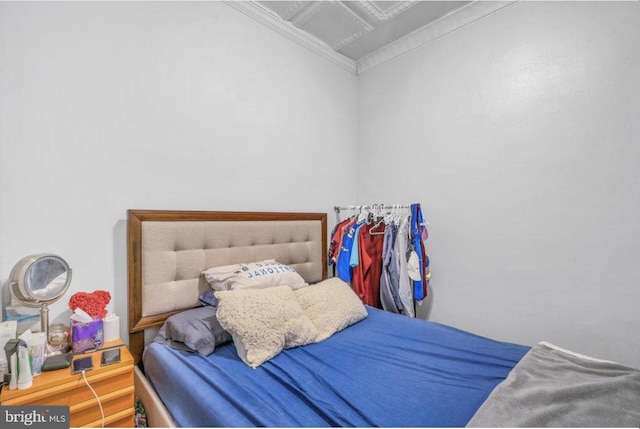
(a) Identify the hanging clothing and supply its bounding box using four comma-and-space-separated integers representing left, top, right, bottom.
331, 203, 429, 317
328, 217, 353, 277
335, 219, 361, 283
380, 221, 402, 313
395, 216, 415, 317
411, 204, 429, 301
349, 222, 367, 268
351, 221, 385, 308
328, 217, 352, 265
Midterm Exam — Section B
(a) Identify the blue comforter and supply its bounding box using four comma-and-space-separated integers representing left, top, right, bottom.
143, 306, 529, 427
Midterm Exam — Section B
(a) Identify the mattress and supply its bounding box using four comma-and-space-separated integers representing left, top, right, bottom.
142, 306, 529, 427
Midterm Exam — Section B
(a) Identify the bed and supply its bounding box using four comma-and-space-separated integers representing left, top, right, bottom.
128, 210, 640, 428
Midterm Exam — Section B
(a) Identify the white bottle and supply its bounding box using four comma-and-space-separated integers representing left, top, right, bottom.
8, 353, 17, 390
17, 340, 33, 390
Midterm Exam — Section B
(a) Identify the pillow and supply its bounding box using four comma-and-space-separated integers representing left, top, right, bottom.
153, 306, 232, 355
214, 285, 318, 368
295, 277, 368, 342
199, 289, 219, 307
203, 260, 308, 291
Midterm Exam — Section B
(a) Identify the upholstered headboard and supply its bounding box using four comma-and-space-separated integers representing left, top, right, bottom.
127, 210, 327, 363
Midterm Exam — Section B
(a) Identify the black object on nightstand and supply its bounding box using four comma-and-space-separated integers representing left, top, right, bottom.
41, 353, 73, 372
101, 348, 121, 366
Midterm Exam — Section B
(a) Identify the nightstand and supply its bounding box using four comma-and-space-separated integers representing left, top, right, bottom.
1, 340, 135, 428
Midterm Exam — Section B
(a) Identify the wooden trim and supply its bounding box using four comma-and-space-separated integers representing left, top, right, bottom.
128, 209, 328, 223
127, 209, 328, 365
127, 210, 143, 364
319, 213, 328, 280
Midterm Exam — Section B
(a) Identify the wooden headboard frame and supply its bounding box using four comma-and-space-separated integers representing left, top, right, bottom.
127, 210, 327, 364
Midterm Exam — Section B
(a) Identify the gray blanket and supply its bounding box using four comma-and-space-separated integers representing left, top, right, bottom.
467, 342, 640, 427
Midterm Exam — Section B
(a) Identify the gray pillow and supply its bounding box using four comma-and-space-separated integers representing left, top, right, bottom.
199, 289, 219, 307
154, 306, 232, 355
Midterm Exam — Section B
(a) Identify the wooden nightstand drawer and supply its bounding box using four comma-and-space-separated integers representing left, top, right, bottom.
70, 385, 134, 427
4, 365, 133, 406
1, 342, 135, 428
85, 408, 135, 428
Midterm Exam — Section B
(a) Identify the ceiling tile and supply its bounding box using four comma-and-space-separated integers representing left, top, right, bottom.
294, 2, 373, 50
349, 1, 417, 22
339, 1, 470, 60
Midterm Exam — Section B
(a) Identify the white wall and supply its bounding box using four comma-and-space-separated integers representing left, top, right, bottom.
0, 2, 357, 338
2, 1, 639, 368
357, 1, 640, 367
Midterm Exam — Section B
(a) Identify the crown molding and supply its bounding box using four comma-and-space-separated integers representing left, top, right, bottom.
277, 1, 312, 22
224, 1, 357, 75
356, 1, 518, 75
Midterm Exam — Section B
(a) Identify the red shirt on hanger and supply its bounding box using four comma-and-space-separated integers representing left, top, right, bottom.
351, 221, 385, 308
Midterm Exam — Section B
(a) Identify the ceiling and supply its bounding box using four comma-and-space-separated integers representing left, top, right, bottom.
258, 1, 471, 60
228, 1, 515, 74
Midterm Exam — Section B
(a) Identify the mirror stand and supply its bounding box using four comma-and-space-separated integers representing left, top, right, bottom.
8, 253, 73, 356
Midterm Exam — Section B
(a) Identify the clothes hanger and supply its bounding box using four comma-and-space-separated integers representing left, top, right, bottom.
357, 206, 368, 223
390, 204, 400, 225
369, 204, 387, 234
383, 208, 394, 225
348, 205, 357, 220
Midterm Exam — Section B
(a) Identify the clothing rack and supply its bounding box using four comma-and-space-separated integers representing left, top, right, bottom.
330, 202, 428, 315
333, 204, 413, 224
334, 204, 412, 212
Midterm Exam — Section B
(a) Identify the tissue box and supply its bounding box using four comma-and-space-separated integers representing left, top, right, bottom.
71, 318, 104, 353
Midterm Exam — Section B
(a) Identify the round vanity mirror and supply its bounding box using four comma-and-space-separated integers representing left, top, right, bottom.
9, 254, 72, 342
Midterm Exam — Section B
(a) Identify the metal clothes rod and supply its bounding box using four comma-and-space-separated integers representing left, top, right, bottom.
333, 204, 414, 224
333, 204, 412, 213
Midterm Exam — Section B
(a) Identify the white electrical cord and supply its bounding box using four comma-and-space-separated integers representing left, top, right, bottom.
82, 369, 105, 428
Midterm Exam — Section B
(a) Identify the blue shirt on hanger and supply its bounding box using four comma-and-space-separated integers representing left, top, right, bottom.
336, 221, 362, 283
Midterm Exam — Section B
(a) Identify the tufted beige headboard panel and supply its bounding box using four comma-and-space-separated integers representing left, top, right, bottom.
127, 210, 327, 364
